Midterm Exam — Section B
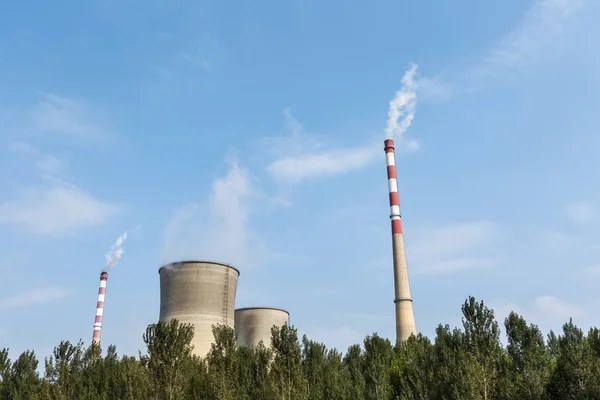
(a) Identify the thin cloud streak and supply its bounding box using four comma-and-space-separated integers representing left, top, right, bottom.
0, 287, 74, 309
30, 93, 108, 137
0, 184, 121, 235
265, 65, 420, 184
2, 143, 121, 235
408, 220, 502, 275
565, 201, 596, 224
422, 0, 590, 100
472, 0, 588, 78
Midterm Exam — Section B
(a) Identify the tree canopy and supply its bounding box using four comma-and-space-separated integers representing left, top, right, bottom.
1, 296, 598, 399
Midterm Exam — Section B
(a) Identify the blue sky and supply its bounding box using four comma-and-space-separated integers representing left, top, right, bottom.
1, 0, 600, 360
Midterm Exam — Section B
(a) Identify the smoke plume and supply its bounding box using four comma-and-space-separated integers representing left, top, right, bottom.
385, 63, 419, 140
103, 230, 130, 271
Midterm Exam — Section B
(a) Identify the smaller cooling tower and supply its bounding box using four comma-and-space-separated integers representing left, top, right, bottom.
159, 260, 240, 358
235, 307, 290, 348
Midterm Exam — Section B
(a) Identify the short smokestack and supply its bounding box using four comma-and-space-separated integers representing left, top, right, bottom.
384, 139, 416, 344
92, 271, 108, 346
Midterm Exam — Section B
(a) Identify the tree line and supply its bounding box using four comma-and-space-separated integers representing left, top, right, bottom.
1, 296, 599, 400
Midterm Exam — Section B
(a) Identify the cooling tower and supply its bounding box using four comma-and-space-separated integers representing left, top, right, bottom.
384, 139, 417, 344
159, 260, 240, 357
235, 307, 289, 348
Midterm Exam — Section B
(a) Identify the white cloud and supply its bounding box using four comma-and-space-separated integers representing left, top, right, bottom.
264, 65, 420, 184
0, 287, 74, 309
2, 140, 120, 235
493, 295, 587, 335
162, 160, 266, 269
415, 76, 457, 101
470, 0, 588, 79
9, 141, 70, 179
582, 264, 600, 275
409, 220, 501, 275
541, 229, 579, 251
30, 93, 107, 137
267, 145, 380, 183
0, 184, 120, 235
565, 201, 596, 224
426, 0, 590, 100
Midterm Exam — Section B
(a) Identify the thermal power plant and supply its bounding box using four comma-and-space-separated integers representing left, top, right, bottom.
92, 271, 108, 346
235, 307, 290, 348
384, 138, 417, 344
158, 260, 240, 357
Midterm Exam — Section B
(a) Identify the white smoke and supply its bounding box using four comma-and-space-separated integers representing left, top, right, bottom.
385, 63, 419, 140
102, 227, 139, 271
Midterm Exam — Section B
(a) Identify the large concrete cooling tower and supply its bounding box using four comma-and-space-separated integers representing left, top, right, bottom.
159, 260, 240, 357
235, 307, 289, 348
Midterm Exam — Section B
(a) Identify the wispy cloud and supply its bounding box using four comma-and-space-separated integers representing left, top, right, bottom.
30, 93, 108, 138
9, 141, 70, 180
493, 295, 587, 334
0, 287, 74, 309
163, 160, 267, 269
264, 65, 420, 184
540, 229, 580, 251
425, 0, 590, 100
472, 0, 588, 78
267, 144, 380, 183
409, 220, 501, 275
564, 201, 596, 224
0, 185, 121, 235
2, 142, 121, 235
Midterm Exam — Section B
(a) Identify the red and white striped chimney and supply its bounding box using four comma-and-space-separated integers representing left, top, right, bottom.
384, 139, 417, 344
92, 271, 108, 346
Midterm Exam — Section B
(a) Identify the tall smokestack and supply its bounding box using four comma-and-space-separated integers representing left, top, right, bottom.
384, 139, 416, 344
92, 271, 108, 346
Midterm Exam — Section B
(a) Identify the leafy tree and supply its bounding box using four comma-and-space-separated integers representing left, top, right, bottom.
269, 324, 306, 400
502, 312, 551, 400
390, 333, 434, 400
2, 295, 600, 399
461, 296, 503, 400
301, 335, 327, 399
546, 319, 600, 399
2, 350, 40, 400
431, 324, 476, 400
205, 324, 238, 400
363, 333, 393, 400
143, 319, 195, 400
44, 340, 85, 399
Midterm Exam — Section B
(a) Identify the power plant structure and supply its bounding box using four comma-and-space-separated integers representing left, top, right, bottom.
92, 271, 108, 346
159, 260, 240, 357
88, 140, 420, 354
235, 307, 290, 348
384, 138, 417, 344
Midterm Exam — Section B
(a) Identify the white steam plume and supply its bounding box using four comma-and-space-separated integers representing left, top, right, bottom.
102, 226, 139, 271
385, 63, 418, 140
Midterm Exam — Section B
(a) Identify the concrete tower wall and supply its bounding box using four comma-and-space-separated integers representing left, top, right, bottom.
159, 260, 240, 358
235, 307, 289, 348
384, 139, 417, 344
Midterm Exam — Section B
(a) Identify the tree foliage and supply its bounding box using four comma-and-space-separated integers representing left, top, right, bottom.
1, 297, 600, 399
